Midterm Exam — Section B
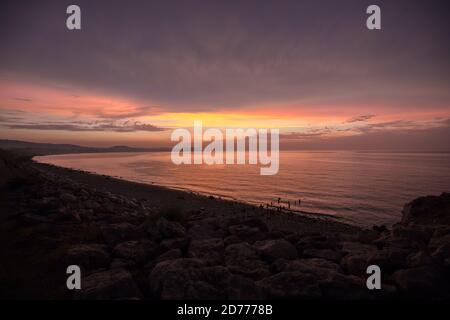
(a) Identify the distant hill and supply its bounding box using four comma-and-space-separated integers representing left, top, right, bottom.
0, 139, 169, 157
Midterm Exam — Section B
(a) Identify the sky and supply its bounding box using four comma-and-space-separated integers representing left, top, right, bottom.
0, 0, 449, 150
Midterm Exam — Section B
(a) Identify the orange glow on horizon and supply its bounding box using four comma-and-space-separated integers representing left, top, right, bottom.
1, 78, 449, 148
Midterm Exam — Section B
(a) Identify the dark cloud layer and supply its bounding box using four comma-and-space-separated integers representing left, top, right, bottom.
1, 0, 449, 111
7, 122, 165, 132
280, 118, 450, 140
346, 115, 376, 123
0, 108, 166, 132
281, 121, 450, 151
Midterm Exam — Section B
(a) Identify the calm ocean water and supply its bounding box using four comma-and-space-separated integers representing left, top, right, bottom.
35, 151, 450, 226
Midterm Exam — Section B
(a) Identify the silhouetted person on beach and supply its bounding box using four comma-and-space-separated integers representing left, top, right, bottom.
298, 199, 302, 206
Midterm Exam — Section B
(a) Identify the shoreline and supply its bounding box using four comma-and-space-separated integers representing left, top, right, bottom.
33, 154, 367, 228
32, 159, 362, 235
2, 148, 450, 299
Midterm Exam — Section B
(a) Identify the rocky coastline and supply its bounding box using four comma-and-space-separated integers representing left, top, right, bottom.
0, 149, 449, 299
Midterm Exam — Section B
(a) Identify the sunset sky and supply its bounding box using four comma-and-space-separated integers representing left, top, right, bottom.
0, 0, 449, 150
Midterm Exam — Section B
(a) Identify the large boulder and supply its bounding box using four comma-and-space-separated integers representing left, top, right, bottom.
149, 258, 204, 296
149, 258, 230, 299
401, 192, 450, 226
392, 266, 449, 298
225, 243, 271, 280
